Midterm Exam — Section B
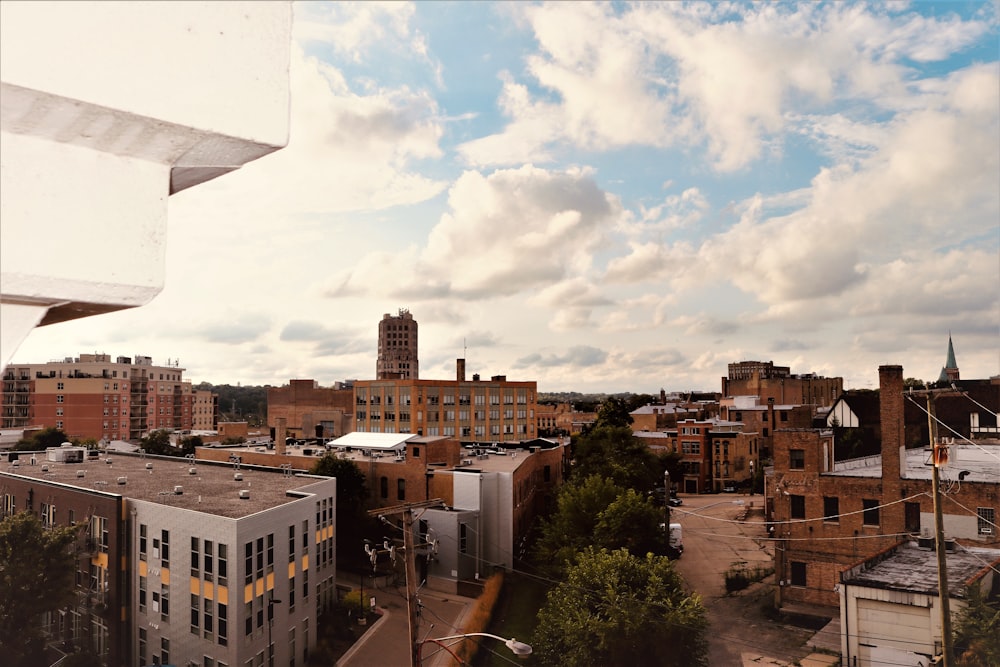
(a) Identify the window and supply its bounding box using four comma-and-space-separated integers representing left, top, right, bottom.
57, 395, 64, 403
459, 523, 468, 553
790, 494, 805, 519
978, 507, 995, 536
218, 602, 228, 646
905, 502, 921, 532
790, 561, 806, 587
823, 497, 839, 522
397, 478, 405, 501
380, 477, 388, 499
863, 499, 879, 526
789, 449, 805, 469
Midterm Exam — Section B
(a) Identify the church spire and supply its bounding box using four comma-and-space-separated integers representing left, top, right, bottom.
937, 333, 959, 383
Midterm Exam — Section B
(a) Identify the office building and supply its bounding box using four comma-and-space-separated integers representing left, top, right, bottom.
376, 309, 418, 380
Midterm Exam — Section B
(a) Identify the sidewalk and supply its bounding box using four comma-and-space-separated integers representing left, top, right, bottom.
336, 575, 476, 667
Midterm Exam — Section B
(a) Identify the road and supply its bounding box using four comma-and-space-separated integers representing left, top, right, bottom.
669, 493, 815, 666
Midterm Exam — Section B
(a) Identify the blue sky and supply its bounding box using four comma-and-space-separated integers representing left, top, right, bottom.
13, 1, 1000, 393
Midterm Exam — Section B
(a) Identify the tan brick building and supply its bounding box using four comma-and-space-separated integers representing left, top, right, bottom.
266, 379, 354, 440
354, 362, 539, 444
769, 365, 1000, 609
723, 361, 842, 409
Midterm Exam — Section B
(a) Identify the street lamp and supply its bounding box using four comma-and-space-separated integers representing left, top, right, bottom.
417, 632, 532, 664
267, 595, 282, 667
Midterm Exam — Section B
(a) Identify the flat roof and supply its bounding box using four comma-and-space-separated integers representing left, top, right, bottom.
828, 443, 1000, 483
1, 451, 327, 519
842, 541, 1000, 596
329, 432, 417, 449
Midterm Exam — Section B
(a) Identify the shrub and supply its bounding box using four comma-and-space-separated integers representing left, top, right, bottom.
454, 571, 504, 664
724, 561, 773, 594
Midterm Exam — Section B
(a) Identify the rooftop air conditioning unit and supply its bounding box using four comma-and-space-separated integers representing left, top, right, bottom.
173, 486, 183, 495
188, 467, 197, 475
106, 458, 113, 465
76, 470, 85, 478
41, 465, 49, 472
145, 463, 153, 470
234, 473, 243, 481
117, 477, 127, 485
462, 459, 473, 466
239, 490, 250, 500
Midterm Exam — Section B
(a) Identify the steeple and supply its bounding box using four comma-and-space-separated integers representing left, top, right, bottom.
937, 334, 959, 383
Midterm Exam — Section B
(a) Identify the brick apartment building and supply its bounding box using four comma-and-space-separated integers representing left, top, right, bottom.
723, 360, 842, 409
769, 365, 1000, 609
1, 354, 208, 442
638, 418, 761, 493
1, 448, 337, 666
537, 402, 597, 436
720, 395, 814, 458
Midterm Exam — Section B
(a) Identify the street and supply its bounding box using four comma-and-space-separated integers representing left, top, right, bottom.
669, 494, 817, 666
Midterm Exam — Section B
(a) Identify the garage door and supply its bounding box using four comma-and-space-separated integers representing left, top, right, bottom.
856, 599, 930, 667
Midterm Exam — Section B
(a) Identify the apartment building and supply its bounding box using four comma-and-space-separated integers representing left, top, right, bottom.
1, 449, 336, 666
353, 360, 539, 444
722, 361, 842, 409
2, 354, 200, 442
536, 402, 596, 436
719, 396, 814, 458
192, 389, 219, 432
646, 418, 761, 493
267, 379, 354, 440
769, 365, 1000, 609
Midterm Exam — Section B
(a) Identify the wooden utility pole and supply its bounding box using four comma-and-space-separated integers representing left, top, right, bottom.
926, 393, 954, 666
369, 499, 443, 667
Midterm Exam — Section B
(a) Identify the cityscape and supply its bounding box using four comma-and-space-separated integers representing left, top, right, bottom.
2, 3, 998, 667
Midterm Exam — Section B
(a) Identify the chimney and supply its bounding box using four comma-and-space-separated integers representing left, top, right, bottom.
457, 358, 466, 382
275, 418, 287, 456
878, 365, 904, 480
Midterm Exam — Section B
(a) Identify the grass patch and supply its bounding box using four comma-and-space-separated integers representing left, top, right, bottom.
724, 561, 774, 594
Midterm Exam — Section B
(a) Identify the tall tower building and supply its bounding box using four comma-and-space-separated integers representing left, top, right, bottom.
377, 308, 418, 379
937, 334, 960, 382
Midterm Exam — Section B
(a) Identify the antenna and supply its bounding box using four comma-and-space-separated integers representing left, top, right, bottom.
464, 337, 467, 359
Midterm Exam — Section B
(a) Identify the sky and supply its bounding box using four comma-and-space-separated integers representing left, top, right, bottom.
11, 1, 1000, 394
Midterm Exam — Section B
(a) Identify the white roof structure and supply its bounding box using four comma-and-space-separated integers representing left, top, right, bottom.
329, 432, 418, 451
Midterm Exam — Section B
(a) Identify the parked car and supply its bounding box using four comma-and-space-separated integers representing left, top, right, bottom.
723, 485, 737, 493
667, 497, 683, 507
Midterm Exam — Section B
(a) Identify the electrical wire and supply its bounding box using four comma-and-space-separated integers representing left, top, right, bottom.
904, 393, 1000, 462
673, 491, 929, 526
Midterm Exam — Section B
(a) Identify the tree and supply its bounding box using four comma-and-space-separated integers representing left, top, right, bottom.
593, 489, 667, 557
309, 455, 372, 567
592, 396, 634, 429
954, 586, 1000, 666
309, 455, 369, 516
531, 548, 708, 667
0, 513, 78, 666
534, 476, 625, 575
573, 426, 661, 493
139, 429, 177, 456
16, 426, 71, 451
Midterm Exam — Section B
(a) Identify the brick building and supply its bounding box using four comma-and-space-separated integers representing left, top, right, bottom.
266, 379, 354, 440
650, 418, 761, 493
376, 308, 418, 380
353, 360, 539, 444
2, 353, 200, 442
723, 361, 842, 409
720, 395, 814, 458
769, 365, 1000, 609
537, 402, 596, 436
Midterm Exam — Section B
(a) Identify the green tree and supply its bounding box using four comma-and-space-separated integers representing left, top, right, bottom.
534, 476, 624, 575
593, 396, 634, 429
531, 548, 708, 667
139, 429, 176, 456
16, 426, 70, 451
0, 513, 78, 666
593, 489, 667, 557
309, 455, 372, 567
573, 426, 661, 492
954, 586, 1000, 666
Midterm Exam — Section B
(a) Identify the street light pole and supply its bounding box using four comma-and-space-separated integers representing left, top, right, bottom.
417, 632, 532, 664
267, 595, 282, 667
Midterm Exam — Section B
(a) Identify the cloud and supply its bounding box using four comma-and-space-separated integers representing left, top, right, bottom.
189, 314, 272, 345
515, 345, 608, 369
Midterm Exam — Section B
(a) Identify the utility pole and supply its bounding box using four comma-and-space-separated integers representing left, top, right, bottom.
369, 499, 443, 667
926, 392, 954, 666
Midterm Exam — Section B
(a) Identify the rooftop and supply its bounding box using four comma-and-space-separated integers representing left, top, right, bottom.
828, 442, 1000, 483
842, 541, 1000, 597
1, 450, 325, 518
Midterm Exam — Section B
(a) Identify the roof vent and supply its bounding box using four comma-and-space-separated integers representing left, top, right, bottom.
234, 473, 244, 481
145, 463, 153, 470
189, 467, 197, 475
106, 458, 113, 465
76, 470, 85, 478
117, 477, 127, 485
239, 490, 250, 500
41, 465, 49, 472
173, 486, 183, 495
